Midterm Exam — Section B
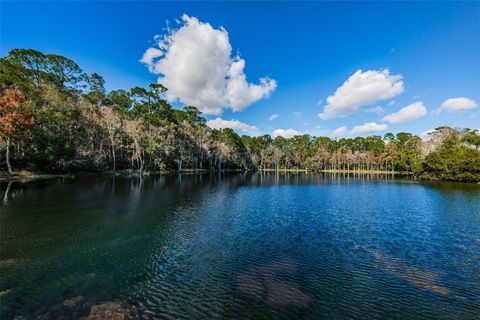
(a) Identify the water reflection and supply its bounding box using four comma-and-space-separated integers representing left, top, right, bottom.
1, 173, 479, 319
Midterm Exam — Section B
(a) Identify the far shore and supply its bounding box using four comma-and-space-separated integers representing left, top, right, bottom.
0, 171, 74, 182
320, 169, 406, 175
1, 168, 408, 182
259, 168, 407, 175
2, 170, 480, 185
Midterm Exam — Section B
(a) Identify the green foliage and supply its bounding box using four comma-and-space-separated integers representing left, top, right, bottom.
175, 106, 206, 126
462, 129, 480, 149
0, 48, 478, 182
4, 49, 86, 94
105, 89, 132, 113
84, 73, 106, 106
422, 133, 480, 182
0, 57, 33, 92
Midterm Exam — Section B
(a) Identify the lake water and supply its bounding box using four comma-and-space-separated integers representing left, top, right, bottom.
1, 173, 479, 319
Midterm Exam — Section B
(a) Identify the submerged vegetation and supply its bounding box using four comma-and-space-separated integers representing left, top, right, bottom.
1, 49, 479, 181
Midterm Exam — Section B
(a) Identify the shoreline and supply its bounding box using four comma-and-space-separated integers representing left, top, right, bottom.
320, 169, 407, 175
258, 168, 408, 175
0, 169, 247, 182
0, 172, 74, 183
0, 168, 409, 182
2, 169, 478, 184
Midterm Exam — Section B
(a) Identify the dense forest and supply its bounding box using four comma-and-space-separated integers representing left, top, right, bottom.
1, 49, 479, 182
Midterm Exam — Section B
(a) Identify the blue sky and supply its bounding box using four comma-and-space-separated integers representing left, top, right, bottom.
1, 1, 479, 138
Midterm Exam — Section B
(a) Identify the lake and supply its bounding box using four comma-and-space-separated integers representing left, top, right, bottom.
1, 173, 479, 319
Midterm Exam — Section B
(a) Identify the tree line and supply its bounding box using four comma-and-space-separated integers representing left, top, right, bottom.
1, 49, 479, 182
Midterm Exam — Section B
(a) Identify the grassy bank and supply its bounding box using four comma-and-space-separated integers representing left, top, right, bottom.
259, 168, 308, 173
258, 168, 407, 175
0, 168, 251, 182
320, 169, 406, 175
0, 171, 74, 182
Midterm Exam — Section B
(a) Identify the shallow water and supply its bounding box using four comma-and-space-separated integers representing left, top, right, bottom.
1, 173, 479, 319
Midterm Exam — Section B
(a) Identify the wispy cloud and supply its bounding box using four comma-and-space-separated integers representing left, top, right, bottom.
365, 106, 384, 115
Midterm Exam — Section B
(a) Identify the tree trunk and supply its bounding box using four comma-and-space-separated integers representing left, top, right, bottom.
6, 137, 13, 175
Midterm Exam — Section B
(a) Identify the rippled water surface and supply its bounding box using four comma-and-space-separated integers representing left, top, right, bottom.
1, 173, 480, 319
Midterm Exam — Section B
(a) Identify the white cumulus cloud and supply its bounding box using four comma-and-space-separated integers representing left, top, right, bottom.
206, 117, 260, 135
350, 122, 388, 135
318, 69, 404, 120
269, 114, 279, 121
330, 126, 348, 138
141, 15, 277, 115
272, 128, 301, 138
382, 101, 427, 123
438, 97, 477, 112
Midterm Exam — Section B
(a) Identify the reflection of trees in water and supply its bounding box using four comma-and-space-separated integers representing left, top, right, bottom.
249, 171, 409, 187
3, 180, 12, 203
3, 172, 444, 205
122, 176, 144, 217
420, 180, 480, 196
1, 180, 37, 203
237, 259, 313, 308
